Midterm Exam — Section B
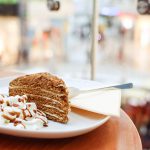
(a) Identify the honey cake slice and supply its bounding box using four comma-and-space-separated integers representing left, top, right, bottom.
9, 73, 70, 123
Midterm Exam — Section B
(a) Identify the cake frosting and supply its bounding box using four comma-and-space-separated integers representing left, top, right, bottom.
0, 94, 48, 130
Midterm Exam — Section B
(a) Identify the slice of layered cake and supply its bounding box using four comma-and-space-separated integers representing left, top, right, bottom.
9, 73, 70, 123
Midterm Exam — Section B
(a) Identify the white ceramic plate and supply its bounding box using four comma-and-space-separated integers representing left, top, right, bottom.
0, 76, 110, 139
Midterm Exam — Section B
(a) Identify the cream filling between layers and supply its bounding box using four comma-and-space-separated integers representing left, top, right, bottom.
43, 104, 65, 113
9, 86, 67, 96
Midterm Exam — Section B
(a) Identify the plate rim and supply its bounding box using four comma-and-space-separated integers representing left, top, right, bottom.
0, 116, 110, 133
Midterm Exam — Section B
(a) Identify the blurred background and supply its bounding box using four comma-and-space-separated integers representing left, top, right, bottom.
0, 0, 150, 149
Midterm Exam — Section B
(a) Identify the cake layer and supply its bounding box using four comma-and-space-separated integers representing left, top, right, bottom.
9, 87, 68, 101
9, 73, 67, 93
10, 85, 67, 94
44, 112, 68, 123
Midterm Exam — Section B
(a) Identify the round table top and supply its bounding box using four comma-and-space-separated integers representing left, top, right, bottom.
0, 71, 142, 150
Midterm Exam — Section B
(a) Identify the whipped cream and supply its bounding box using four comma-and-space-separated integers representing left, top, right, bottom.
0, 95, 48, 130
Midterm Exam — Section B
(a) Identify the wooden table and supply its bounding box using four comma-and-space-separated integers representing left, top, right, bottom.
0, 71, 142, 150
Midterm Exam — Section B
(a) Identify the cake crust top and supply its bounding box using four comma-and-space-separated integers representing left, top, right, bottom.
9, 73, 66, 89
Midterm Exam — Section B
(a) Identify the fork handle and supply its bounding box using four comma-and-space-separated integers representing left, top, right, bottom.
81, 83, 133, 94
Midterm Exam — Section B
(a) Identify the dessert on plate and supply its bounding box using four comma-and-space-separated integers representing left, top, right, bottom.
9, 73, 70, 123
